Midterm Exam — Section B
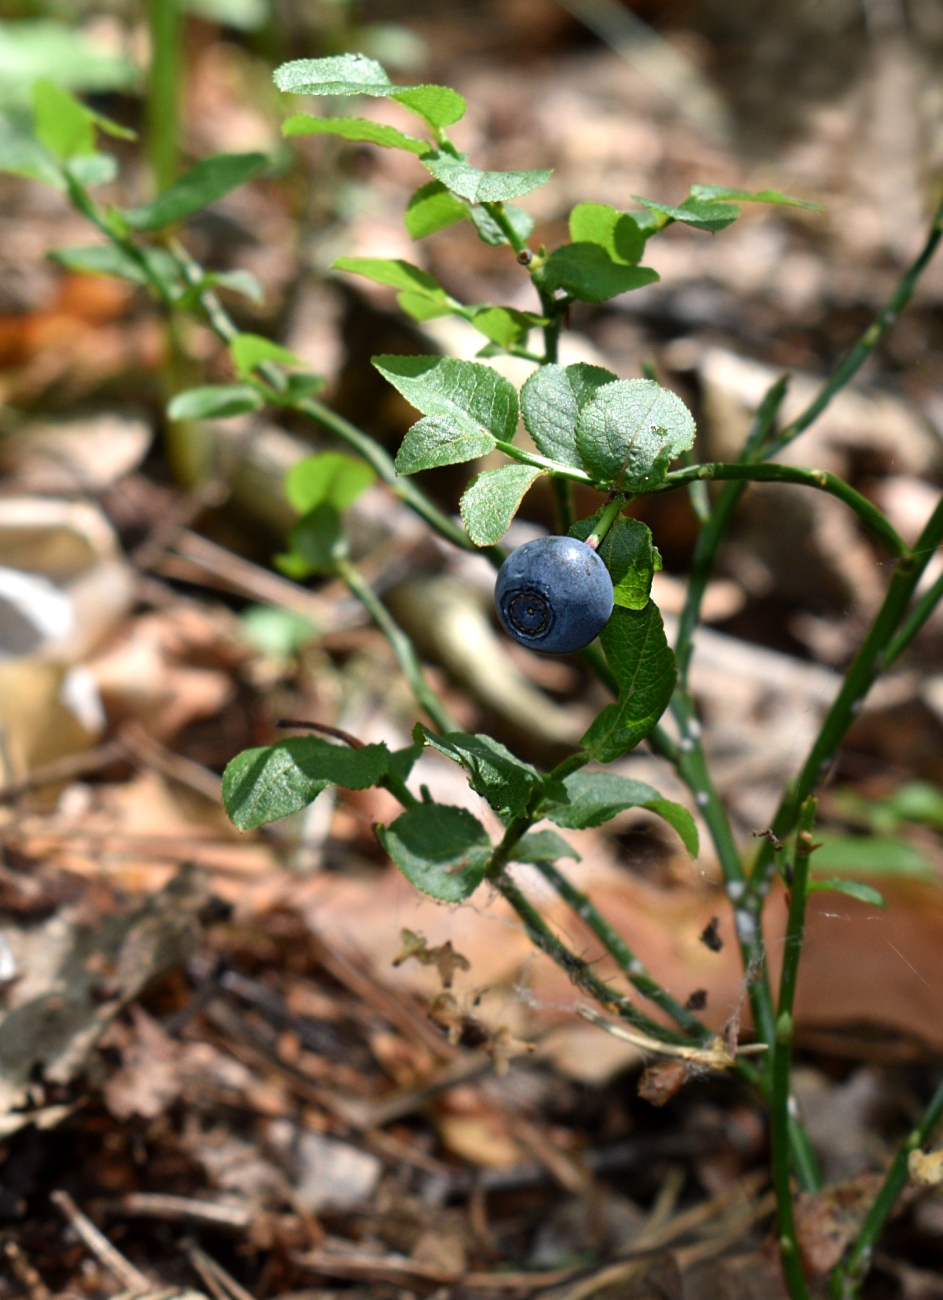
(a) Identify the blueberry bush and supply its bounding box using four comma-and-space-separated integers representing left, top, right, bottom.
10, 49, 943, 1299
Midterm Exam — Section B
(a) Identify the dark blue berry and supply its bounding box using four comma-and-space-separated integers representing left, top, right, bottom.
495, 535, 614, 655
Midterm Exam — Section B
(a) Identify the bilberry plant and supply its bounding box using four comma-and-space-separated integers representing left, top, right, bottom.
9, 52, 943, 1299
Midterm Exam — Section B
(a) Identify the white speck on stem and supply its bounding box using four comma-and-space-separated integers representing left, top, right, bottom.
695, 791, 710, 807
687, 718, 702, 739
727, 880, 745, 901
679, 738, 695, 753
735, 910, 757, 942
628, 958, 645, 976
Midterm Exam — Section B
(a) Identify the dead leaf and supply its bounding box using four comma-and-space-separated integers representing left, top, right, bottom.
909, 1147, 943, 1186
638, 1060, 692, 1107
794, 1173, 884, 1275
103, 1006, 181, 1120
393, 928, 471, 988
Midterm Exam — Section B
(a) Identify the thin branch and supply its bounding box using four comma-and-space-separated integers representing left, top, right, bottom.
771, 798, 817, 1300
746, 489, 943, 909
335, 557, 457, 735
661, 463, 908, 559
532, 858, 710, 1038
51, 1191, 150, 1293
674, 378, 788, 683
765, 194, 943, 460
276, 719, 365, 748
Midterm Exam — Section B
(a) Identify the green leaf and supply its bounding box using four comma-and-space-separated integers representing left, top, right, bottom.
184, 0, 270, 31
460, 464, 542, 547
373, 355, 518, 473
203, 269, 264, 304
0, 134, 63, 188
468, 202, 534, 247
0, 20, 135, 110
887, 780, 943, 829
167, 384, 263, 420
415, 725, 543, 820
282, 113, 430, 156
536, 244, 658, 304
33, 79, 95, 160
520, 362, 617, 470
392, 84, 466, 128
512, 829, 580, 863
123, 152, 269, 231
282, 502, 345, 576
230, 332, 303, 376
48, 244, 148, 284
806, 878, 886, 908
545, 771, 664, 829
273, 55, 465, 127
633, 195, 740, 233
396, 292, 451, 321
576, 378, 696, 491
580, 604, 677, 762
240, 605, 319, 658
688, 183, 820, 211
570, 513, 661, 610
223, 736, 391, 831
274, 53, 396, 97
404, 181, 467, 239
286, 451, 376, 514
283, 373, 326, 401
389, 743, 423, 783
66, 153, 117, 187
810, 833, 934, 879
333, 256, 448, 305
569, 203, 644, 265
422, 152, 551, 203
377, 803, 492, 902
643, 799, 699, 857
470, 305, 540, 349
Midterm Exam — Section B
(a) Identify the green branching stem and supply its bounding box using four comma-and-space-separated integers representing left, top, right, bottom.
765, 192, 943, 460
147, 0, 180, 193
165, 240, 509, 565
747, 490, 943, 906
880, 565, 943, 669
585, 494, 627, 550
674, 378, 788, 683
335, 557, 457, 736
490, 866, 693, 1044
551, 477, 575, 533
829, 1074, 943, 1298
662, 463, 908, 560
532, 858, 710, 1038
772, 797, 817, 1300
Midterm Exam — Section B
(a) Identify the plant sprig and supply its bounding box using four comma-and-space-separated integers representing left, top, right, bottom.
13, 60, 943, 1300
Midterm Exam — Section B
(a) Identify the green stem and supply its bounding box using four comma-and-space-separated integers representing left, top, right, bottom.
765, 193, 943, 460
491, 867, 693, 1043
772, 797, 817, 1300
747, 490, 943, 905
674, 378, 788, 684
829, 1074, 943, 1297
551, 477, 575, 533
492, 437, 593, 484
481, 201, 527, 254
532, 858, 710, 1038
662, 463, 908, 560
880, 565, 943, 668
165, 241, 508, 566
147, 0, 181, 193
336, 557, 457, 735
585, 494, 626, 550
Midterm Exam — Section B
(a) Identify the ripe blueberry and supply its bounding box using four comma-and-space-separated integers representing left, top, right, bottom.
495, 535, 614, 655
